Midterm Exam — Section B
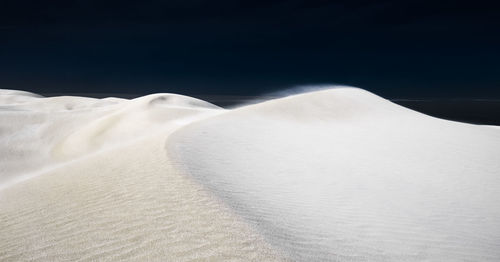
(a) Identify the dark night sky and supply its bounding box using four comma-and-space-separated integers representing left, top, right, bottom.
0, 0, 499, 98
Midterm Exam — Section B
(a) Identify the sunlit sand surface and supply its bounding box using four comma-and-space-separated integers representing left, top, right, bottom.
1, 87, 499, 261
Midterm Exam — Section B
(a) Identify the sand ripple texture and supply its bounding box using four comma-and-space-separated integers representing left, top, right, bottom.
0, 89, 284, 261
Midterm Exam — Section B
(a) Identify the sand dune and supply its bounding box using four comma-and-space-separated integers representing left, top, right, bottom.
0, 90, 282, 261
168, 88, 500, 261
1, 87, 500, 261
0, 91, 221, 188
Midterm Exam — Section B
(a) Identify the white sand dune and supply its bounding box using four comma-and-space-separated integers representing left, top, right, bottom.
0, 90, 282, 261
0, 90, 221, 189
168, 88, 500, 261
1, 87, 500, 261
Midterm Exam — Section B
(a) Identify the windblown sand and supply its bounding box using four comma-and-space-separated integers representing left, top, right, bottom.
1, 87, 499, 261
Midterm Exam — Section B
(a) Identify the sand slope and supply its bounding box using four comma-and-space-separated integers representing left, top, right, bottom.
1, 87, 500, 261
0, 90, 283, 261
168, 88, 500, 261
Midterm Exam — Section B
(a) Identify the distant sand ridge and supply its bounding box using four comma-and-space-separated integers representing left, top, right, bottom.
1, 87, 500, 261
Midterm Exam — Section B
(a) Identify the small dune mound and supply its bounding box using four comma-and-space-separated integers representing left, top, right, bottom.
146, 93, 220, 109
0, 89, 42, 98
53, 94, 222, 159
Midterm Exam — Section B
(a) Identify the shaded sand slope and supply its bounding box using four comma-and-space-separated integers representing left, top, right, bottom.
0, 90, 284, 261
168, 88, 500, 261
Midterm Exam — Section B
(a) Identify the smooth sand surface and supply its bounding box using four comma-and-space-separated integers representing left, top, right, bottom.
1, 87, 500, 261
168, 88, 500, 261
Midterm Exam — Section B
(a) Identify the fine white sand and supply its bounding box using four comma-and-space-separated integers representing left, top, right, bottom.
0, 89, 283, 261
1, 87, 500, 261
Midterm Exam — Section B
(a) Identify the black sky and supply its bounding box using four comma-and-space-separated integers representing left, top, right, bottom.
0, 0, 499, 98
